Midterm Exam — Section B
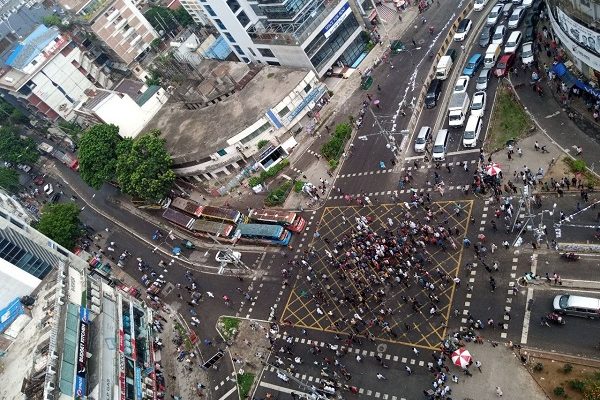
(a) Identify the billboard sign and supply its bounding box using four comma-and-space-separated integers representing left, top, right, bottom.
79, 306, 89, 323
76, 321, 88, 375
322, 2, 351, 39
135, 367, 143, 399
119, 352, 126, 400
553, 7, 600, 71
75, 375, 86, 398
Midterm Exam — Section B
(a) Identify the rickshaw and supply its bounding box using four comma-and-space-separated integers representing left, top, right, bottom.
182, 240, 196, 249
390, 40, 406, 54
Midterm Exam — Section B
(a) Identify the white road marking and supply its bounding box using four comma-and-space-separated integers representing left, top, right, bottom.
218, 386, 237, 400
259, 381, 311, 396
521, 287, 534, 344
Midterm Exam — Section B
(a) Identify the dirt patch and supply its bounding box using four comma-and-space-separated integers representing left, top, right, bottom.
530, 359, 599, 400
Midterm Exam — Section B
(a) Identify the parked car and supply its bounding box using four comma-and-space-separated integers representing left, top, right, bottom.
33, 175, 45, 185
524, 25, 535, 42
50, 192, 61, 203
470, 91, 487, 117
494, 53, 516, 76
486, 4, 503, 26
492, 24, 507, 44
463, 53, 483, 76
43, 183, 54, 196
479, 26, 494, 47
453, 76, 470, 94
474, 0, 489, 11
454, 19, 473, 41
521, 41, 535, 65
476, 68, 492, 90
17, 164, 32, 173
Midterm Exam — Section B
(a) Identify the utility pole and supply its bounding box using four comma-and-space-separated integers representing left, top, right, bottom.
367, 107, 401, 159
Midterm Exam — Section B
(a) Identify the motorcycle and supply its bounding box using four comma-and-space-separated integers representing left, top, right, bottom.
560, 252, 580, 261
546, 312, 566, 325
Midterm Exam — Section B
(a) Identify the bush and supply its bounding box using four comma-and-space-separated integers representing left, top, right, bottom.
328, 159, 339, 170
247, 159, 290, 187
321, 123, 352, 161
293, 180, 305, 193
553, 386, 565, 397
265, 180, 293, 206
569, 379, 585, 392
533, 362, 544, 372
567, 158, 587, 173
257, 139, 269, 149
562, 363, 573, 374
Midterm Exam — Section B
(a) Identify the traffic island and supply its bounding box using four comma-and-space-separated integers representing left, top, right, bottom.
216, 317, 273, 399
485, 83, 533, 153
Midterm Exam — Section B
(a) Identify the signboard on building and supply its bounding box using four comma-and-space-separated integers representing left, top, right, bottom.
322, 2, 352, 39
79, 306, 89, 323
77, 321, 88, 375
119, 330, 125, 352
135, 367, 143, 399
75, 375, 86, 398
553, 8, 600, 71
119, 352, 126, 400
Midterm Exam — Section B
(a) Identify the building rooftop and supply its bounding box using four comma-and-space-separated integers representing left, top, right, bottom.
145, 65, 309, 163
114, 78, 145, 99
5, 25, 60, 70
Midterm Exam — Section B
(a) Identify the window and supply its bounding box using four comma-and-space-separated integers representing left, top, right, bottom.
227, 0, 240, 13
303, 83, 312, 93
204, 4, 216, 16
248, 48, 256, 57
240, 121, 271, 144
216, 149, 227, 156
267, 60, 281, 66
233, 45, 244, 55
241, 57, 250, 63
258, 48, 275, 58
214, 18, 226, 30
277, 106, 289, 117
236, 10, 250, 27
224, 32, 235, 43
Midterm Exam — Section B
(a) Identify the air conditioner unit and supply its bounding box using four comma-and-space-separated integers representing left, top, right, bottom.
48, 365, 57, 374
50, 350, 59, 359
57, 300, 64, 306
60, 272, 66, 278
46, 381, 56, 390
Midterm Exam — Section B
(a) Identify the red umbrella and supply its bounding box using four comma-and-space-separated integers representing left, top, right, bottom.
485, 163, 502, 176
451, 348, 472, 368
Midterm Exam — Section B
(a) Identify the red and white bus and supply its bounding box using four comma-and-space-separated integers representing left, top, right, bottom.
247, 209, 306, 232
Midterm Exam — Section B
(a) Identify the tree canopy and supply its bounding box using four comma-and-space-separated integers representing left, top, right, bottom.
115, 130, 175, 202
35, 203, 82, 250
172, 7, 193, 27
145, 6, 179, 34
78, 124, 122, 189
0, 126, 39, 164
0, 167, 20, 193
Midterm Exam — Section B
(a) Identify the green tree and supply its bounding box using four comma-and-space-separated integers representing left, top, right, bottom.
145, 69, 162, 86
0, 167, 20, 192
172, 7, 193, 27
35, 203, 81, 249
42, 15, 62, 27
58, 120, 84, 141
0, 127, 39, 164
9, 109, 29, 125
144, 6, 178, 34
115, 130, 175, 202
78, 124, 122, 189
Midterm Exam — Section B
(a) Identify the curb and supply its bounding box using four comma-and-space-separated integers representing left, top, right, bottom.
522, 346, 600, 369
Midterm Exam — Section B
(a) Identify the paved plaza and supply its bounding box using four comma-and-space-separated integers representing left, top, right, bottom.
281, 200, 473, 349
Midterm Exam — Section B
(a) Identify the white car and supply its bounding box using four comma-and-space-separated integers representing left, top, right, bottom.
454, 19, 472, 41
486, 5, 503, 26
215, 250, 242, 264
522, 0, 533, 7
521, 41, 534, 65
474, 0, 488, 11
453, 76, 470, 94
492, 25, 506, 45
471, 91, 487, 117
508, 7, 525, 29
43, 183, 54, 196
475, 68, 491, 91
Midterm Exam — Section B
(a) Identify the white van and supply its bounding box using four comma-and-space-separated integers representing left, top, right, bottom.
553, 294, 600, 318
484, 43, 501, 68
462, 115, 482, 148
432, 129, 449, 161
44, 183, 54, 196
435, 56, 454, 80
414, 126, 431, 153
504, 31, 522, 53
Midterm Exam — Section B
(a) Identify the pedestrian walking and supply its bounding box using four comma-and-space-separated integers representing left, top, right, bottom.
405, 365, 412, 375
413, 347, 420, 356
496, 386, 503, 397
376, 373, 386, 380
475, 360, 482, 372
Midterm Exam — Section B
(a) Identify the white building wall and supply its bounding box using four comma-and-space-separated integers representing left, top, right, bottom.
0, 259, 41, 310
179, 0, 209, 25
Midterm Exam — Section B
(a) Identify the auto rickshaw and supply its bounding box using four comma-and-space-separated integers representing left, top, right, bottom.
182, 240, 195, 250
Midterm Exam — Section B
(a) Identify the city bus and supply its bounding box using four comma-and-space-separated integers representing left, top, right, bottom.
197, 205, 242, 224
234, 223, 292, 246
247, 209, 306, 232
191, 219, 235, 239
170, 197, 203, 217
162, 208, 195, 230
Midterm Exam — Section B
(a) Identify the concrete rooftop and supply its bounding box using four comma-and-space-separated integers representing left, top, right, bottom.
145, 65, 310, 163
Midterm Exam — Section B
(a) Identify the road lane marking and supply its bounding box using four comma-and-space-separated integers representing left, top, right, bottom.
521, 287, 534, 344
218, 386, 237, 400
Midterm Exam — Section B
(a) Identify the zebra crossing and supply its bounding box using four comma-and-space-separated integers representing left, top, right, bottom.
377, 3, 399, 22
337, 159, 478, 179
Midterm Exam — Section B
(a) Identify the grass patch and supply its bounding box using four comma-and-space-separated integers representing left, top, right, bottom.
247, 159, 290, 187
174, 322, 193, 351
265, 180, 293, 207
321, 123, 352, 162
293, 180, 305, 193
218, 317, 240, 340
237, 372, 255, 399
485, 86, 531, 152
563, 157, 599, 188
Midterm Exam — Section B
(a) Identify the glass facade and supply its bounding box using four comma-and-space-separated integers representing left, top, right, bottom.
259, 0, 314, 20
307, 11, 361, 72
0, 229, 55, 279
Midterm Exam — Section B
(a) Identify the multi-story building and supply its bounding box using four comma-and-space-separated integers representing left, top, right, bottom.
546, 0, 600, 81
0, 25, 113, 121
0, 203, 161, 400
58, 0, 159, 66
197, 0, 370, 77
178, 0, 209, 25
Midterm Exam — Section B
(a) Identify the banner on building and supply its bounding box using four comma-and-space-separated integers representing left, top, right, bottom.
553, 7, 600, 71
323, 2, 352, 38
135, 367, 143, 399
79, 306, 89, 324
76, 321, 88, 375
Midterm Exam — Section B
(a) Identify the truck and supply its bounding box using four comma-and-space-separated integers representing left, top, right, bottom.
38, 142, 79, 170
448, 92, 470, 128
434, 48, 457, 80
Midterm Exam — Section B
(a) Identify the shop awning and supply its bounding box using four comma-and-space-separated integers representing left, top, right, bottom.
552, 62, 600, 99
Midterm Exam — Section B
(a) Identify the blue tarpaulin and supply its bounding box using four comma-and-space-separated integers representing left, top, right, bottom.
552, 63, 600, 99
0, 298, 25, 333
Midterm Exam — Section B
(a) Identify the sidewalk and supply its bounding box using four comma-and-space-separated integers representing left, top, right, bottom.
450, 343, 548, 400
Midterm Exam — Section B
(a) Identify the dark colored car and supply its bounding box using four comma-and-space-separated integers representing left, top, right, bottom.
425, 79, 443, 108
50, 192, 61, 203
445, 48, 457, 61
494, 53, 516, 77
523, 25, 535, 42
33, 175, 45, 185
479, 26, 493, 47
524, 10, 538, 27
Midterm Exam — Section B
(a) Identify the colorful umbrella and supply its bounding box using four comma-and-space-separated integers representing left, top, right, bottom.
451, 348, 472, 368
485, 163, 502, 176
